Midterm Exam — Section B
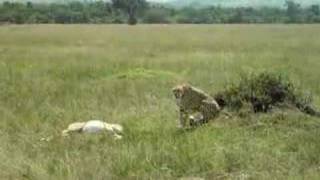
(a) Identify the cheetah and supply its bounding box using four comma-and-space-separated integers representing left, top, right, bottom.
172, 84, 221, 128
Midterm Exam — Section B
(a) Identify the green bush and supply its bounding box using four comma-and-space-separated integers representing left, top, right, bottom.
214, 72, 319, 116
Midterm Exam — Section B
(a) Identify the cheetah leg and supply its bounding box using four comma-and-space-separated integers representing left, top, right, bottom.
179, 108, 188, 128
189, 112, 204, 127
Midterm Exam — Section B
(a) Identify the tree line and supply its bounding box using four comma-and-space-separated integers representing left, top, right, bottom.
0, 0, 319, 25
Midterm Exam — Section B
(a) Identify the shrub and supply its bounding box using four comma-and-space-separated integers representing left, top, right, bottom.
214, 72, 319, 116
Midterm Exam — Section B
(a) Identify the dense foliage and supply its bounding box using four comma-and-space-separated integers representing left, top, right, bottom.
214, 72, 320, 117
111, 0, 148, 25
0, 1, 320, 24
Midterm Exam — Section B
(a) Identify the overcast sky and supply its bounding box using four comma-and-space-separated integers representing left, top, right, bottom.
0, 0, 172, 2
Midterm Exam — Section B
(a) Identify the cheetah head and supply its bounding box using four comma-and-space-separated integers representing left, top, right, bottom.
172, 84, 191, 99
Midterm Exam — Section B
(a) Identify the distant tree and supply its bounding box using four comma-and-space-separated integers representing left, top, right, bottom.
310, 4, 320, 16
259, 7, 286, 23
285, 0, 301, 23
307, 4, 320, 23
176, 7, 211, 24
26, 1, 33, 9
229, 8, 244, 23
143, 8, 171, 24
111, 0, 148, 25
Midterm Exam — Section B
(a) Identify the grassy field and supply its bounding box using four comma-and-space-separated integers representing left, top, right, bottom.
0, 24, 320, 179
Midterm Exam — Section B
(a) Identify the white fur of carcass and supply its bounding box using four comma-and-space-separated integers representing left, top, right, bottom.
62, 120, 123, 139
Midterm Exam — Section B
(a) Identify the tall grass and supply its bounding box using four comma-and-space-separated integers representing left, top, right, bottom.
0, 24, 320, 179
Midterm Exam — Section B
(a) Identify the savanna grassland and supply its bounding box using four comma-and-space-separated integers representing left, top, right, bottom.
0, 25, 320, 179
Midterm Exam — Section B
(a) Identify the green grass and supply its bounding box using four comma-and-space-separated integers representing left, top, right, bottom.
0, 24, 320, 179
